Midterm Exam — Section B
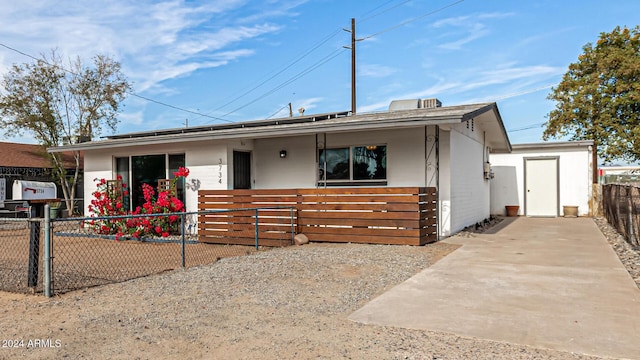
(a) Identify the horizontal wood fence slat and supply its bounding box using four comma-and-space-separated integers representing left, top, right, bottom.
198, 187, 437, 246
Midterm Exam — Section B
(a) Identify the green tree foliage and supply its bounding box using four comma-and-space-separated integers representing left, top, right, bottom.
543, 26, 640, 163
0, 51, 131, 213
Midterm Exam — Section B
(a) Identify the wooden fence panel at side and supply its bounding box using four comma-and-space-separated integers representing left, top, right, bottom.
198, 187, 437, 246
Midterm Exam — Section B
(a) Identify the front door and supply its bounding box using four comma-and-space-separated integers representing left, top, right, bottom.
233, 151, 251, 189
525, 158, 558, 217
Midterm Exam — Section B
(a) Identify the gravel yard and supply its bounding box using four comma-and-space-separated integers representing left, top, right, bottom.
0, 217, 637, 359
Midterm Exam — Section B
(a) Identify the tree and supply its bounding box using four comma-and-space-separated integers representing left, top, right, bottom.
543, 26, 640, 163
0, 51, 131, 213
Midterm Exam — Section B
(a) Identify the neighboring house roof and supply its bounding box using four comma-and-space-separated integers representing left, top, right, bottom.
0, 141, 82, 169
48, 102, 512, 153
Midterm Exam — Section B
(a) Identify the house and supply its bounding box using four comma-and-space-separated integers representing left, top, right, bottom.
489, 141, 595, 217
49, 99, 512, 244
0, 141, 83, 215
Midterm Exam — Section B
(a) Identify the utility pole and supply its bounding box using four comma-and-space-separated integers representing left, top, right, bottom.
288, 102, 293, 117
343, 18, 357, 115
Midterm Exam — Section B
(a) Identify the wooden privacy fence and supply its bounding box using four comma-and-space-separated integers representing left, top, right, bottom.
602, 184, 640, 247
198, 187, 437, 246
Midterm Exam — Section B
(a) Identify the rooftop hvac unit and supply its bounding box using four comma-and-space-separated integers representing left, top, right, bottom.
422, 98, 442, 109
389, 99, 422, 111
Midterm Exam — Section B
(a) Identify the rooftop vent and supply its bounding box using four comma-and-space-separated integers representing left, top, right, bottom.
389, 98, 442, 111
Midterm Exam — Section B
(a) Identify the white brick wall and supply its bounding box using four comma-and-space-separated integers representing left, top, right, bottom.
446, 123, 491, 234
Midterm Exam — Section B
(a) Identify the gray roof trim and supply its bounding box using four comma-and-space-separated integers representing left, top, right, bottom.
488, 105, 512, 153
511, 140, 594, 150
49, 102, 504, 153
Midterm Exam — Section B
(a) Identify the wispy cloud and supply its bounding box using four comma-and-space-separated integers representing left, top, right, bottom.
238, 0, 309, 23
359, 63, 563, 113
432, 12, 514, 51
359, 64, 397, 78
0, 1, 286, 94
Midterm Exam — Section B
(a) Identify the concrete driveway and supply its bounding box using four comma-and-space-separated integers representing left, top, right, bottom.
349, 217, 640, 359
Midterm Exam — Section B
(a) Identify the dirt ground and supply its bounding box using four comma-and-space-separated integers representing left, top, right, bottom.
0, 242, 458, 359
0, 239, 602, 360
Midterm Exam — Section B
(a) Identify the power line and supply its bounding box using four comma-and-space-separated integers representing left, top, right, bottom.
218, 48, 347, 119
131, 94, 231, 122
2, 0, 467, 126
199, 0, 455, 123
508, 122, 546, 132
190, 28, 343, 125
0, 42, 233, 123
360, 0, 465, 41
205, 1, 466, 122
360, 0, 415, 23
266, 103, 291, 119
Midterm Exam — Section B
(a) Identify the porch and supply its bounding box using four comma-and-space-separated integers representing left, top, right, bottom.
198, 187, 437, 246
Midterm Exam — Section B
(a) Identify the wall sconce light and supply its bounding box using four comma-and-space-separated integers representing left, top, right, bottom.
279, 150, 287, 158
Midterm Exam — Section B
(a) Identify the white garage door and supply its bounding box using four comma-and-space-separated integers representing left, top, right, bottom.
525, 158, 558, 217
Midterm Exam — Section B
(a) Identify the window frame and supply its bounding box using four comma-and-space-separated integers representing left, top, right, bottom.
114, 153, 186, 211
318, 144, 387, 186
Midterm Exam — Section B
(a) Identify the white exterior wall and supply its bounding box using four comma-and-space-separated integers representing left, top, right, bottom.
254, 135, 317, 189
444, 123, 491, 235
438, 130, 452, 237
83, 151, 112, 216
82, 140, 234, 216
490, 145, 592, 216
252, 128, 426, 189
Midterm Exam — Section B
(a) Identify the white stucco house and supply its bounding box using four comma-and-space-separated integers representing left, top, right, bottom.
489, 141, 595, 217
49, 99, 512, 242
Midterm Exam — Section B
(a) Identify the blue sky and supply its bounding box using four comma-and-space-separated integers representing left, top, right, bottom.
0, 0, 638, 144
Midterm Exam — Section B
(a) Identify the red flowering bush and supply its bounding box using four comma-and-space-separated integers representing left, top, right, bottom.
88, 167, 189, 241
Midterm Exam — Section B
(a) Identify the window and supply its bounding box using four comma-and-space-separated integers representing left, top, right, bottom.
115, 157, 130, 210
168, 154, 186, 201
319, 148, 350, 180
319, 145, 386, 185
115, 154, 186, 210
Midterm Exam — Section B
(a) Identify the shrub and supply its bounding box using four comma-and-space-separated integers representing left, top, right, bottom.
88, 167, 189, 240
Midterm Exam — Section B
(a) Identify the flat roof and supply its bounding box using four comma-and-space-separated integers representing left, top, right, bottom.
49, 102, 511, 153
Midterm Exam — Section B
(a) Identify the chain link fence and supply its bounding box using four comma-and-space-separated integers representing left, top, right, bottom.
0, 208, 294, 296
0, 219, 43, 293
602, 184, 640, 247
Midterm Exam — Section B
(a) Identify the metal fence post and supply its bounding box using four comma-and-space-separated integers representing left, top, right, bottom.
255, 208, 259, 250
629, 187, 637, 246
27, 219, 40, 289
616, 186, 622, 236
181, 213, 186, 268
43, 204, 51, 297
290, 207, 295, 245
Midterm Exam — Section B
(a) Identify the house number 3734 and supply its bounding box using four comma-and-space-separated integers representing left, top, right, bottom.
218, 158, 223, 184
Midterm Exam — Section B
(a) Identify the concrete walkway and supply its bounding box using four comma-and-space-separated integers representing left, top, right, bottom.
349, 217, 640, 359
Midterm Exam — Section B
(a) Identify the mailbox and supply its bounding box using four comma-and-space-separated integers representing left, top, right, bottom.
12, 180, 57, 200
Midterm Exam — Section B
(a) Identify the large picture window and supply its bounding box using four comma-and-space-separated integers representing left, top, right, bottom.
115, 154, 186, 210
319, 145, 386, 185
